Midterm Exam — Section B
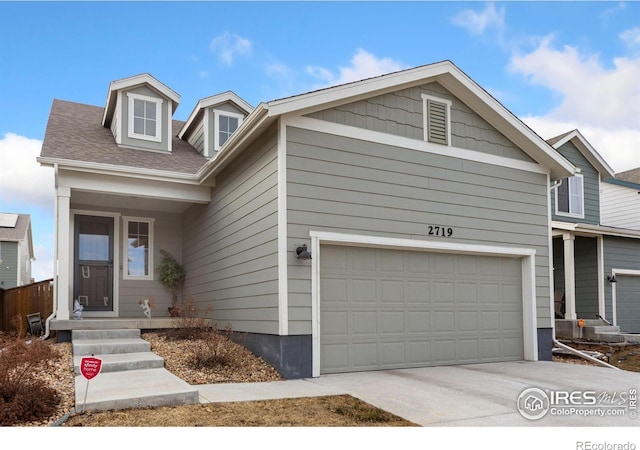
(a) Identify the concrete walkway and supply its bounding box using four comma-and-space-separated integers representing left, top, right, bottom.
197, 361, 640, 426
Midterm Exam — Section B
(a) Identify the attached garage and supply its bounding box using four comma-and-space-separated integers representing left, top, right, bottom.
612, 273, 640, 334
310, 232, 539, 376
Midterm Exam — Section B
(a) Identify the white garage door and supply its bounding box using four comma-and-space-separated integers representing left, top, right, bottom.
320, 245, 524, 374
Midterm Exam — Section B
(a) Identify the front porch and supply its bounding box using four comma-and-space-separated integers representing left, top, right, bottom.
50, 317, 212, 342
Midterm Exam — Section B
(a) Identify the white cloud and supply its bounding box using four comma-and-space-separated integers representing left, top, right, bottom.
306, 49, 406, 88
508, 36, 640, 172
210, 31, 252, 66
451, 2, 505, 36
620, 27, 640, 48
0, 133, 52, 209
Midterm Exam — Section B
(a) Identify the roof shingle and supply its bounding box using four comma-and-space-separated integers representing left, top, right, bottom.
40, 100, 207, 174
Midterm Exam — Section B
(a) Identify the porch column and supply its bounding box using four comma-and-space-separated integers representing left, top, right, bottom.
563, 232, 577, 320
56, 187, 71, 320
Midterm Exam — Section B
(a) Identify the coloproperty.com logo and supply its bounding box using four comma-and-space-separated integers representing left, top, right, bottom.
517, 387, 638, 421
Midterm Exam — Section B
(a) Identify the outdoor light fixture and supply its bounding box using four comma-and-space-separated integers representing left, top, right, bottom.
295, 244, 312, 260
607, 275, 617, 283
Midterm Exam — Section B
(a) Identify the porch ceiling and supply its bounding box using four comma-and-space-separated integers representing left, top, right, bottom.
72, 191, 195, 214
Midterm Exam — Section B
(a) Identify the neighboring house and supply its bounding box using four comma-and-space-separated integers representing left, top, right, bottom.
38, 61, 576, 378
600, 168, 640, 333
550, 130, 640, 334
0, 213, 35, 289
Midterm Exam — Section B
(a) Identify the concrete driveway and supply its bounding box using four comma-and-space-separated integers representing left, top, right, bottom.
307, 361, 640, 426
198, 360, 639, 426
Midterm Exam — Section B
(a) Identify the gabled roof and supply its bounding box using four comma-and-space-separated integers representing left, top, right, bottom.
102, 73, 181, 128
200, 60, 576, 181
0, 213, 34, 260
547, 129, 615, 179
178, 91, 254, 140
39, 100, 207, 177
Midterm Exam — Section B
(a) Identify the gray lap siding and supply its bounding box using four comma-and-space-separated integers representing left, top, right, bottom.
182, 124, 280, 334
286, 126, 552, 335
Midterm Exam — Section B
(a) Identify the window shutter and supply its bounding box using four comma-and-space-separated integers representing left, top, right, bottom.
427, 100, 448, 145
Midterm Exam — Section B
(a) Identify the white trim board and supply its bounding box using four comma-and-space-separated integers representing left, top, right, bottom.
308, 230, 538, 377
286, 116, 549, 176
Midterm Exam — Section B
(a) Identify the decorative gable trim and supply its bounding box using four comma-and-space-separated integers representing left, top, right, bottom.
178, 91, 253, 141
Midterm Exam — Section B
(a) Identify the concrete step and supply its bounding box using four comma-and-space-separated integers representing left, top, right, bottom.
75, 368, 200, 412
73, 352, 165, 374
72, 328, 141, 340
73, 337, 151, 356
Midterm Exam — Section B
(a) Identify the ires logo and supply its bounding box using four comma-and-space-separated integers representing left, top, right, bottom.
517, 387, 638, 421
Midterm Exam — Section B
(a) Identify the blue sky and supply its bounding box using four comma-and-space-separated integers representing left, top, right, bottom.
2, 1, 640, 284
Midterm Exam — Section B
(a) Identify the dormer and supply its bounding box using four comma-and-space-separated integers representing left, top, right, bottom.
178, 91, 253, 158
102, 74, 180, 153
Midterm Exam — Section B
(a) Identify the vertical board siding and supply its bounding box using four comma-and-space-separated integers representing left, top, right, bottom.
286, 126, 552, 334
574, 237, 599, 319
182, 124, 279, 334
601, 182, 640, 231
603, 236, 640, 320
551, 141, 600, 225
305, 82, 533, 162
0, 242, 18, 288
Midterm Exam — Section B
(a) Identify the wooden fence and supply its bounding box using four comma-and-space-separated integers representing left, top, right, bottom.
0, 279, 54, 332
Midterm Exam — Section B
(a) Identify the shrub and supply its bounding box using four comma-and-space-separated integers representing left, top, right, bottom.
0, 323, 62, 425
166, 297, 212, 340
191, 325, 236, 368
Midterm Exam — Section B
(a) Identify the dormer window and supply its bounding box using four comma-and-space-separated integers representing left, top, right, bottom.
127, 93, 163, 143
214, 110, 243, 150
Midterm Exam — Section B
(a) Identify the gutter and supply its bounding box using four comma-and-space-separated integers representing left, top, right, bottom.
548, 179, 619, 370
42, 164, 59, 340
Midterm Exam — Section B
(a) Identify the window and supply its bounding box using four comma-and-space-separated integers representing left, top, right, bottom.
422, 94, 452, 146
127, 93, 163, 142
214, 110, 244, 150
123, 217, 154, 280
556, 174, 584, 218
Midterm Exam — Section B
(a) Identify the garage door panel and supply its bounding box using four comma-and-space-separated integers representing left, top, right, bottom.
320, 245, 524, 374
381, 311, 405, 334
431, 282, 455, 304
381, 280, 404, 303
352, 311, 378, 335
615, 275, 640, 334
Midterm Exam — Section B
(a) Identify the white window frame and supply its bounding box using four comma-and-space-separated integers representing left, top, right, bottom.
555, 174, 585, 219
214, 110, 244, 151
122, 216, 155, 281
127, 93, 163, 143
421, 93, 452, 146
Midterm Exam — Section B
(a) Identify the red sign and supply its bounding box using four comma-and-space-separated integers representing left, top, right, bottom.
80, 357, 102, 380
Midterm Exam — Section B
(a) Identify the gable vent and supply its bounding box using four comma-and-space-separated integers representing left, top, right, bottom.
427, 99, 448, 145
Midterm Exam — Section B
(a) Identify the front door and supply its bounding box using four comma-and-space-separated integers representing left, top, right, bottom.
74, 215, 114, 312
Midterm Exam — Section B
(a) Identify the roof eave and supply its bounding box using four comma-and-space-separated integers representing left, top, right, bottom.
37, 156, 201, 185
550, 130, 615, 179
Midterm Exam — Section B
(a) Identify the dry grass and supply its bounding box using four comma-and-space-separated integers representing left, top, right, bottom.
62, 395, 416, 427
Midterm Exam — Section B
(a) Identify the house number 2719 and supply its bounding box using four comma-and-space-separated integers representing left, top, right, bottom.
428, 226, 453, 237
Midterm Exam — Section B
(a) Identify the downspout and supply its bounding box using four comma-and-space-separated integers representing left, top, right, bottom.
42, 163, 59, 340
548, 179, 619, 370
